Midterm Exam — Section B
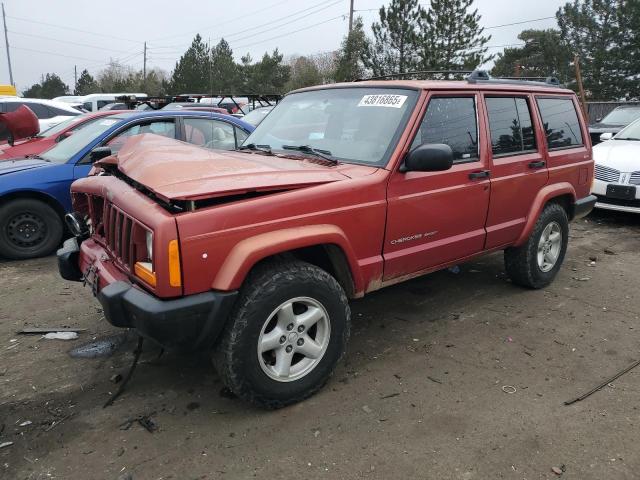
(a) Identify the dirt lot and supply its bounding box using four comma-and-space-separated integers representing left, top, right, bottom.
1, 210, 639, 480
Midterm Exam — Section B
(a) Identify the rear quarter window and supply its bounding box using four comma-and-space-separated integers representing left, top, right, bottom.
536, 97, 583, 150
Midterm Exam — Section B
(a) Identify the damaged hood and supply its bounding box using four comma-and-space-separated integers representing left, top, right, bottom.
104, 134, 376, 201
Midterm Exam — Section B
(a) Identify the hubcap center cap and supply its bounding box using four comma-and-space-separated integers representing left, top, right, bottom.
287, 332, 298, 343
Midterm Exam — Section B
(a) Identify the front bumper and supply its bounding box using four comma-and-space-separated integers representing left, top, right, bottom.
57, 237, 238, 350
592, 179, 640, 214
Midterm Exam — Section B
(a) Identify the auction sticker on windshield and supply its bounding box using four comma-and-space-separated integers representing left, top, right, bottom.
358, 94, 408, 108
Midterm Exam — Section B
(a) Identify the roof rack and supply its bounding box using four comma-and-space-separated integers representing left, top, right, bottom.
466, 69, 561, 87
356, 70, 474, 81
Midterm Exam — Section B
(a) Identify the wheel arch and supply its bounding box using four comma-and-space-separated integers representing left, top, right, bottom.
513, 183, 576, 247
211, 225, 364, 298
0, 190, 67, 221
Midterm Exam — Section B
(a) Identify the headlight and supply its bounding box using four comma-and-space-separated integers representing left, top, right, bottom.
145, 231, 153, 264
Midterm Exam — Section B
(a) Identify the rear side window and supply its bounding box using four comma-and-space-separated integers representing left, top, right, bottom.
486, 97, 536, 156
411, 97, 478, 162
536, 97, 583, 149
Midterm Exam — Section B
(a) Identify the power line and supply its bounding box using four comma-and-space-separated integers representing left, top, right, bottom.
7, 30, 132, 54
484, 16, 556, 30
151, 0, 291, 42
6, 14, 142, 44
151, 0, 343, 49
235, 14, 346, 50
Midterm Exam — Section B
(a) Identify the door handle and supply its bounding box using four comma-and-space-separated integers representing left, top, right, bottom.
468, 170, 490, 180
528, 160, 546, 169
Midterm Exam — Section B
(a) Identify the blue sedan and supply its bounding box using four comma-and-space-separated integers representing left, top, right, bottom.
0, 110, 254, 259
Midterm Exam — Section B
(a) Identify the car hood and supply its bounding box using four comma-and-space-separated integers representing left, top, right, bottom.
594, 139, 640, 172
105, 134, 378, 202
0, 157, 51, 176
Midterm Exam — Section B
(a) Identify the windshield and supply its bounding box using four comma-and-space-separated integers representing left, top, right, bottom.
38, 114, 105, 138
601, 107, 640, 125
243, 88, 418, 166
615, 118, 640, 140
40, 116, 123, 163
242, 107, 273, 126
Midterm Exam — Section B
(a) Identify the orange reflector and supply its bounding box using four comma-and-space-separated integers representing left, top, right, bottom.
168, 239, 182, 287
134, 261, 156, 287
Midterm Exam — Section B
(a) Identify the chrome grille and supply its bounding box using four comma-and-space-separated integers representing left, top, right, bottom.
594, 164, 620, 183
630, 171, 640, 185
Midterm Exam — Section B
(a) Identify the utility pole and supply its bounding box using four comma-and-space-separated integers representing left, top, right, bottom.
348, 0, 354, 33
143, 41, 147, 91
574, 54, 589, 123
2, 3, 14, 86
74, 65, 77, 93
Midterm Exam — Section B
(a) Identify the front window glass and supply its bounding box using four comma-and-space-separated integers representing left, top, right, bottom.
243, 88, 418, 166
106, 120, 175, 153
601, 108, 640, 125
39, 116, 124, 163
411, 97, 478, 162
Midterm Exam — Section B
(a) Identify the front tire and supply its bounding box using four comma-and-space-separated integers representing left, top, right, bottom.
504, 202, 569, 289
0, 199, 63, 260
212, 259, 350, 409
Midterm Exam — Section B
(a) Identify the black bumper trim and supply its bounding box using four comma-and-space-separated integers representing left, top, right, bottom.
98, 281, 238, 350
573, 194, 597, 220
57, 237, 83, 281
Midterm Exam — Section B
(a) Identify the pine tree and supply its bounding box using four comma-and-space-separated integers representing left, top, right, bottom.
491, 29, 573, 83
210, 39, 238, 93
169, 34, 211, 94
23, 73, 69, 98
557, 0, 639, 100
334, 17, 369, 82
419, 0, 492, 73
74, 69, 100, 95
365, 0, 422, 76
241, 50, 290, 93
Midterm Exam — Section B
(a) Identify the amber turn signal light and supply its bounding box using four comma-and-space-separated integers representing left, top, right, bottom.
168, 239, 182, 287
134, 261, 156, 287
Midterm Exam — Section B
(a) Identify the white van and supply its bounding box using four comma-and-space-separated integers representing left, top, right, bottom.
79, 93, 147, 112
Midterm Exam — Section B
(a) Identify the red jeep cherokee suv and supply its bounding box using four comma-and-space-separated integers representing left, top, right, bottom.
58, 74, 596, 408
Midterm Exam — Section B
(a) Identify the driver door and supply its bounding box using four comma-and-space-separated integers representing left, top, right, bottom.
383, 92, 491, 281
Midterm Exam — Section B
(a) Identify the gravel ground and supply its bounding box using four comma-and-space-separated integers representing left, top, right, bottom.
1, 210, 639, 480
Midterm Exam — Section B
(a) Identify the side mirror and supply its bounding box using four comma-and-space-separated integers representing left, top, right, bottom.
89, 146, 112, 162
599, 132, 614, 142
400, 143, 454, 173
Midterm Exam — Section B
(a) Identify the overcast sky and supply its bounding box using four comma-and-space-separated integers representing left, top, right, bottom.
1, 0, 566, 93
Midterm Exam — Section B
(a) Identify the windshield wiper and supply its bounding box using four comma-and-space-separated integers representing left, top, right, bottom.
282, 145, 337, 164
238, 143, 273, 155
25, 154, 51, 162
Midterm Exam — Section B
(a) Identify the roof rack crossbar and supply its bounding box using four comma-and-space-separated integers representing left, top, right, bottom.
466, 69, 561, 87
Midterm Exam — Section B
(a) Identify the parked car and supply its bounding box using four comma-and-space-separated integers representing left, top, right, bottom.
99, 103, 130, 111
0, 110, 122, 160
162, 103, 228, 114
240, 106, 274, 126
80, 93, 148, 112
0, 98, 81, 131
0, 104, 39, 145
589, 104, 640, 145
58, 74, 595, 408
0, 111, 253, 259
592, 117, 640, 213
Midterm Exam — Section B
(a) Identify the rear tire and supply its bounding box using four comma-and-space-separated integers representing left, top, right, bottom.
212, 259, 350, 409
0, 199, 63, 260
504, 202, 569, 289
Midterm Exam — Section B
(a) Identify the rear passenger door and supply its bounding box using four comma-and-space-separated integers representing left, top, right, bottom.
482, 94, 549, 248
383, 93, 491, 280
